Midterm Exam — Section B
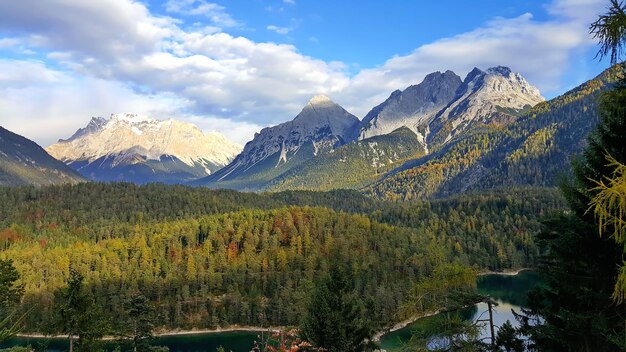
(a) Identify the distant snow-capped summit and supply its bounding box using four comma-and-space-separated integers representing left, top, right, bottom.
47, 113, 242, 184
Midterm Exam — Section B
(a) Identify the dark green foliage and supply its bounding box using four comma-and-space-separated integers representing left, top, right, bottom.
518, 66, 626, 351
51, 269, 107, 352
117, 295, 162, 352
301, 261, 375, 352
590, 0, 626, 64
495, 320, 524, 352
0, 260, 25, 343
0, 260, 22, 315
0, 347, 31, 352
519, 215, 624, 351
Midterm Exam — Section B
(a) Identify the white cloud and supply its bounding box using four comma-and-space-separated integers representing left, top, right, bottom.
0, 0, 609, 146
283, 0, 296, 5
0, 59, 65, 87
335, 0, 605, 117
183, 115, 263, 145
0, 0, 175, 62
164, 0, 239, 28
267, 25, 292, 35
0, 59, 258, 146
0, 37, 20, 48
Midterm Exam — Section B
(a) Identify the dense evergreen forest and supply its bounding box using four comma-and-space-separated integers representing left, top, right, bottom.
0, 183, 564, 333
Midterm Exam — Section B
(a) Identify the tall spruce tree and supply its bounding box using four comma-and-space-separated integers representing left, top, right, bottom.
52, 268, 107, 352
301, 261, 375, 352
120, 295, 158, 352
519, 1, 626, 350
0, 260, 25, 343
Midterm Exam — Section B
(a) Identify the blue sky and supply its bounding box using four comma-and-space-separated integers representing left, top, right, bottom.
0, 0, 612, 145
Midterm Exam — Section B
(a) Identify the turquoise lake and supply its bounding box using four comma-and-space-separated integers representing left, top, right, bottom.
378, 270, 543, 351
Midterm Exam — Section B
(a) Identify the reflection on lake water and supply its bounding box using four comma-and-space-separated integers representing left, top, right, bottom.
379, 270, 543, 351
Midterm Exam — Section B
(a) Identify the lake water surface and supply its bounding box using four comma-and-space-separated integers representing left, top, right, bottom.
378, 270, 543, 351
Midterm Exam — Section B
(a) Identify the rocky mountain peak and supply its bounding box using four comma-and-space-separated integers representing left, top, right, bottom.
46, 114, 242, 183
357, 70, 462, 141
465, 67, 486, 82
487, 66, 513, 76
202, 96, 359, 185
307, 94, 334, 106
429, 66, 545, 146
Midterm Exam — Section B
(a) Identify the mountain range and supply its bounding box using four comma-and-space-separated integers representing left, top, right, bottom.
196, 65, 552, 193
2, 64, 622, 198
46, 113, 242, 184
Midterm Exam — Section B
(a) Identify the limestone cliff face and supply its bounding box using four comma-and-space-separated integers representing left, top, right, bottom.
429, 66, 544, 146
47, 113, 241, 183
357, 70, 463, 146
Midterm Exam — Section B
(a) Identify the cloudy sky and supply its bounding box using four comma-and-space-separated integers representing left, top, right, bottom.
0, 0, 612, 146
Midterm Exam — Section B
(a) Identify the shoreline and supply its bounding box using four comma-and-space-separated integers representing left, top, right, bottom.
371, 310, 441, 342
16, 326, 281, 340
154, 326, 281, 337
16, 269, 532, 342
373, 268, 532, 341
478, 267, 531, 276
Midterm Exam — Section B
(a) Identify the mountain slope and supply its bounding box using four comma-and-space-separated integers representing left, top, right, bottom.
265, 127, 425, 191
195, 95, 359, 190
47, 113, 241, 184
0, 127, 84, 186
367, 64, 624, 200
357, 70, 462, 145
243, 66, 542, 193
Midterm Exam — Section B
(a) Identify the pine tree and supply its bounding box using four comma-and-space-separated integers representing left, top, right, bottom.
495, 320, 524, 352
120, 295, 159, 352
0, 260, 25, 343
0, 260, 22, 316
518, 3, 626, 349
301, 261, 375, 352
52, 268, 107, 352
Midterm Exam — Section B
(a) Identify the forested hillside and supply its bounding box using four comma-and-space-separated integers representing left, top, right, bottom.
0, 127, 84, 186
0, 183, 564, 333
367, 64, 624, 200
265, 127, 425, 191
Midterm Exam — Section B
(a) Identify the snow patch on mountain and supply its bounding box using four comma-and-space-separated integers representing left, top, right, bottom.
47, 113, 242, 176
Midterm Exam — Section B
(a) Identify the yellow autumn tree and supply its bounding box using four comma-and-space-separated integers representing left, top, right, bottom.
589, 153, 626, 303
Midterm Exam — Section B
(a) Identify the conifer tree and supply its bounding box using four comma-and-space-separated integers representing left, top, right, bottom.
519, 2, 626, 350
301, 261, 375, 352
52, 268, 107, 352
